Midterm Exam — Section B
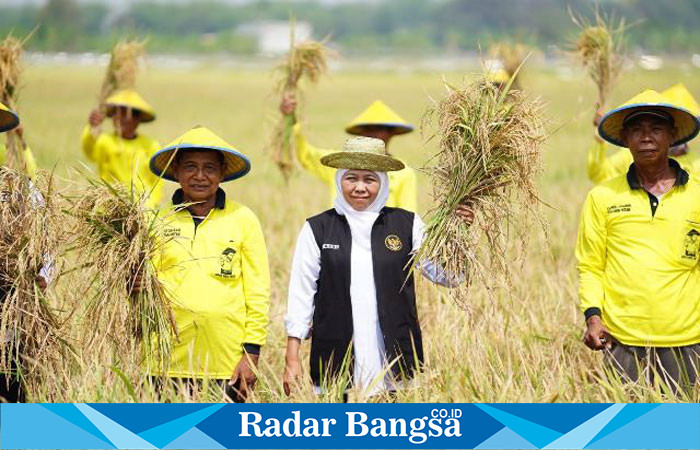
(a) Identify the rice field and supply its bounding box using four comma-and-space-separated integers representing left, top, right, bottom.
12, 60, 700, 402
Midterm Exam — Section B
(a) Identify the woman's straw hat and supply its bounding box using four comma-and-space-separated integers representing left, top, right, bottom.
598, 89, 700, 147
0, 101, 19, 133
149, 126, 251, 182
105, 89, 156, 123
345, 100, 414, 136
321, 136, 405, 172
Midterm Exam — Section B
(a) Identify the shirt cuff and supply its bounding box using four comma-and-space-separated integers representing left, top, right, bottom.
584, 307, 601, 320
242, 343, 261, 355
285, 321, 312, 340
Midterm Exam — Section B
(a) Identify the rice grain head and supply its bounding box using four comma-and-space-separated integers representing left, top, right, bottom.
269, 20, 333, 182
416, 75, 548, 307
570, 8, 627, 108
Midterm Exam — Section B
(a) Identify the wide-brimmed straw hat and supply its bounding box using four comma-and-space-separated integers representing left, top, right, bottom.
105, 89, 156, 123
662, 83, 700, 117
149, 126, 251, 182
0, 101, 19, 133
320, 136, 405, 172
598, 89, 700, 147
345, 100, 414, 136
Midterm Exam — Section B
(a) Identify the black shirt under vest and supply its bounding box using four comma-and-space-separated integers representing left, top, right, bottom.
306, 207, 423, 386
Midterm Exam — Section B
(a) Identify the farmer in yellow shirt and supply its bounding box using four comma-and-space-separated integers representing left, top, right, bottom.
280, 97, 417, 211
576, 89, 700, 390
0, 103, 37, 179
82, 89, 163, 206
587, 83, 700, 184
144, 126, 270, 402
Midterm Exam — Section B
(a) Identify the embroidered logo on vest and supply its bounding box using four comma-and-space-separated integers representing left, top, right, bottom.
385, 234, 403, 252
322, 243, 339, 250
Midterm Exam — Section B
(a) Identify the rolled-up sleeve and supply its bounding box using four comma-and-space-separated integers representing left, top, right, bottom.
285, 221, 321, 339
575, 190, 607, 316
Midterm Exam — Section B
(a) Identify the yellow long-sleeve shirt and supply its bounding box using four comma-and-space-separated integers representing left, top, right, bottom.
587, 138, 699, 184
152, 189, 270, 379
294, 124, 417, 211
81, 125, 164, 206
0, 143, 38, 179
576, 161, 700, 347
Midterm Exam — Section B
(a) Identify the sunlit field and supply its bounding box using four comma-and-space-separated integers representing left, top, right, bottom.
16, 60, 700, 402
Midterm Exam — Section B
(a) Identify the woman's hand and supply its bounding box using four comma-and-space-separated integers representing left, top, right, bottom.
283, 337, 304, 396
455, 204, 475, 225
283, 357, 303, 396
35, 275, 48, 292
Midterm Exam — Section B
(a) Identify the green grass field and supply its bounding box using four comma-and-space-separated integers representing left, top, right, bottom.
14, 61, 700, 402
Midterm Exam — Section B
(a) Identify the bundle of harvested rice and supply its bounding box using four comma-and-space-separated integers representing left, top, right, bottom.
270, 20, 332, 181
416, 76, 547, 304
0, 35, 29, 173
0, 167, 67, 395
98, 39, 146, 107
570, 9, 626, 108
68, 178, 176, 372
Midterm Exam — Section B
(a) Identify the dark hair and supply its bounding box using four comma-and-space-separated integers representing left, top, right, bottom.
174, 148, 226, 167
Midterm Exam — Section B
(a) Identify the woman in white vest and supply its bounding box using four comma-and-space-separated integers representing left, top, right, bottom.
283, 136, 473, 399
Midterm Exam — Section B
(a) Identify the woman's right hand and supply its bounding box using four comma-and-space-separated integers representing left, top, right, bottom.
283, 357, 303, 396
129, 271, 143, 295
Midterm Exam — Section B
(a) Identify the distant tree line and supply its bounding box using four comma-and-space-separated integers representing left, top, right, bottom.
0, 0, 698, 55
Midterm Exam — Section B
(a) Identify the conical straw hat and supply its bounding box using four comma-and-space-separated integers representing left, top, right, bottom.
0, 101, 19, 133
598, 89, 699, 147
345, 100, 414, 136
105, 89, 156, 123
150, 126, 251, 182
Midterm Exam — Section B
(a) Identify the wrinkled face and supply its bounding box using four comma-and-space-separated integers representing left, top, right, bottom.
356, 125, 396, 145
621, 116, 677, 167
341, 169, 380, 211
112, 107, 141, 138
172, 150, 225, 203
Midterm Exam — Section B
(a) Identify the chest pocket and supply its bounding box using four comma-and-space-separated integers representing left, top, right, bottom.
210, 238, 242, 281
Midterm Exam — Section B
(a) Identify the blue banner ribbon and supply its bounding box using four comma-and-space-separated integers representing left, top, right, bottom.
1, 403, 698, 449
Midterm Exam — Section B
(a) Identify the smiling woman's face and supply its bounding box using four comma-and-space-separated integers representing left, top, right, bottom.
172, 150, 225, 203
341, 169, 380, 211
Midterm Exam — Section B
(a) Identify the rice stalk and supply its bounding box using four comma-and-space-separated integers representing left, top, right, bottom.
415, 75, 547, 307
270, 19, 332, 182
66, 176, 176, 376
98, 39, 146, 107
570, 8, 627, 108
0, 34, 30, 174
0, 167, 72, 399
